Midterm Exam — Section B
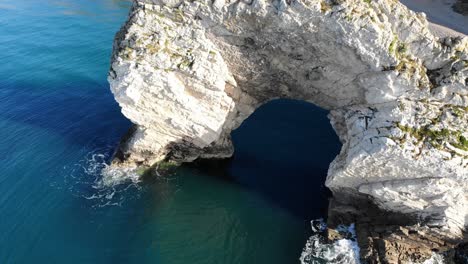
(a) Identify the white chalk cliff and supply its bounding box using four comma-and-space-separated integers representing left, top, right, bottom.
108, 0, 468, 262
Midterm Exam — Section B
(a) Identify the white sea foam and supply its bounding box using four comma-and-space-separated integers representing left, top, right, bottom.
416, 253, 445, 264
61, 148, 142, 207
100, 164, 140, 187
300, 219, 454, 264
300, 219, 360, 264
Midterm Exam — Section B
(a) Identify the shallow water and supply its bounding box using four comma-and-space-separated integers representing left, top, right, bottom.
0, 1, 342, 263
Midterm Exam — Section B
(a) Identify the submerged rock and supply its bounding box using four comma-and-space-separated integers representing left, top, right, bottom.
108, 0, 467, 262
453, 0, 468, 16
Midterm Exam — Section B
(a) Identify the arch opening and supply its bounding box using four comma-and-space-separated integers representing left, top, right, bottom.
223, 99, 341, 220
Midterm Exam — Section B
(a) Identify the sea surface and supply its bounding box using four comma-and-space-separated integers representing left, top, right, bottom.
0, 1, 342, 263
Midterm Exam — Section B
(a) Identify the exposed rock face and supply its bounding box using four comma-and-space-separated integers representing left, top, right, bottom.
108, 0, 468, 262
327, 193, 467, 263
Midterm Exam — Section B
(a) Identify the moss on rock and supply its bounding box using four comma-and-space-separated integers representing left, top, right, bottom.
396, 122, 468, 152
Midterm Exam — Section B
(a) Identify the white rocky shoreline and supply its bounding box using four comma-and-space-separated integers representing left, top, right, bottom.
107, 0, 467, 262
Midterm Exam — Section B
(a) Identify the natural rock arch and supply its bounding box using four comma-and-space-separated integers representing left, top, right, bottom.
108, 0, 467, 261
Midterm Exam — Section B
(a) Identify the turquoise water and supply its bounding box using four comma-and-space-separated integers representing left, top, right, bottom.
0, 1, 341, 263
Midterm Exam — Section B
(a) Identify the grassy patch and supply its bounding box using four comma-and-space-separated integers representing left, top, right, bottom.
320, 1, 332, 12
453, 135, 468, 151
388, 36, 398, 54
397, 42, 407, 54
451, 106, 468, 117
396, 122, 468, 152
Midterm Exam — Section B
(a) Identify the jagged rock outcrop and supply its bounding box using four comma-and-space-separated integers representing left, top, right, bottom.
108, 0, 468, 262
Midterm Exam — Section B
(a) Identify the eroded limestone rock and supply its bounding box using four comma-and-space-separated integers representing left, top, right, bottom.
108, 0, 467, 262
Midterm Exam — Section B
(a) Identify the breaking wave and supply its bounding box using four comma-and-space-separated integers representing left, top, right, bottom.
300, 219, 448, 264
417, 254, 445, 264
300, 219, 360, 264
62, 148, 142, 207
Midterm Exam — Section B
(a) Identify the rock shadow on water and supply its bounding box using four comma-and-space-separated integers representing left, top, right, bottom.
0, 81, 132, 148
187, 99, 342, 222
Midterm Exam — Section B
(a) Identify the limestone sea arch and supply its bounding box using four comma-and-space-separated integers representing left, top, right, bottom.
108, 0, 467, 262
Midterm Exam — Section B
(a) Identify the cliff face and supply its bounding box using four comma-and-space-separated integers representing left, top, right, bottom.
108, 0, 468, 262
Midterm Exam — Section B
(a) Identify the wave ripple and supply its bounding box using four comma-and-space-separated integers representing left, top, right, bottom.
63, 148, 142, 207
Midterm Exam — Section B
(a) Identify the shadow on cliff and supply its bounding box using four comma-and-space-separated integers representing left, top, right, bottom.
187, 99, 342, 221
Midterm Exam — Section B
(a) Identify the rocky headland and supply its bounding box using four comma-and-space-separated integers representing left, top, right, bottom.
108, 0, 468, 262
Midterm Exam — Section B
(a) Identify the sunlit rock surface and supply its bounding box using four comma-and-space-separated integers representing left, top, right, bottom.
108, 0, 467, 262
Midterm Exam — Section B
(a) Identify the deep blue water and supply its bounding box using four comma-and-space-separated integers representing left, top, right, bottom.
0, 1, 341, 263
